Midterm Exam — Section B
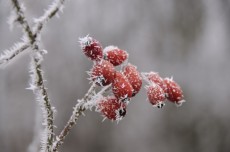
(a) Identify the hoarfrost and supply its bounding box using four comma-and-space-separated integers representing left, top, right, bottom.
79, 35, 92, 49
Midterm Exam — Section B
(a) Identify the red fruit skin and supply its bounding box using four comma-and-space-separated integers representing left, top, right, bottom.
104, 46, 128, 66
147, 84, 166, 108
123, 63, 142, 97
80, 36, 103, 61
112, 72, 133, 102
91, 60, 115, 86
164, 78, 184, 105
146, 72, 167, 93
98, 96, 126, 120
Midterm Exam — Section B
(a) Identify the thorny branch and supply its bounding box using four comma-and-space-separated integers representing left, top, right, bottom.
33, 0, 65, 36
11, 0, 35, 44
6, 0, 66, 151
0, 42, 29, 65
52, 83, 97, 151
0, 0, 66, 66
30, 54, 54, 152
52, 84, 111, 151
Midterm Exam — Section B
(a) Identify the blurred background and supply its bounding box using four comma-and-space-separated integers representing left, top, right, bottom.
1, 0, 230, 152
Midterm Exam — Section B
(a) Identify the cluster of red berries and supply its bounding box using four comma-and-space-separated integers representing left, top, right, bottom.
143, 72, 185, 108
79, 35, 142, 121
79, 35, 184, 121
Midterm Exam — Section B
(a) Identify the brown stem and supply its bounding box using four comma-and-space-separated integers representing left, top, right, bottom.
52, 83, 97, 151
11, 0, 35, 44
31, 55, 54, 152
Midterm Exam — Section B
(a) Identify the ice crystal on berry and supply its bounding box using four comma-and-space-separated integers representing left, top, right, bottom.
146, 83, 166, 108
90, 59, 115, 86
103, 45, 128, 66
124, 63, 142, 97
79, 35, 103, 61
97, 96, 127, 121
164, 77, 185, 106
112, 72, 133, 102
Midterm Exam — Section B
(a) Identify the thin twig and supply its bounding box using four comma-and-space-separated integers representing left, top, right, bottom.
52, 84, 112, 151
11, 0, 35, 44
0, 42, 29, 66
52, 83, 97, 151
3, 0, 69, 151
29, 53, 54, 152
0, 0, 66, 67
9, 0, 67, 151
33, 0, 66, 36
0, 0, 34, 66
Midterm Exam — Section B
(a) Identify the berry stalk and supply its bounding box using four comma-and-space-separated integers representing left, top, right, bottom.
52, 83, 111, 151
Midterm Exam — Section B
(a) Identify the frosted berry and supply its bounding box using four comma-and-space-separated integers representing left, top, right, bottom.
164, 78, 185, 106
112, 72, 133, 102
146, 84, 166, 108
123, 63, 142, 97
145, 71, 167, 93
98, 96, 126, 121
104, 46, 128, 66
79, 35, 103, 61
91, 59, 115, 86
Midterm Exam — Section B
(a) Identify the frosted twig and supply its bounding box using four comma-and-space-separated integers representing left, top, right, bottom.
33, 0, 65, 36
98, 84, 112, 95
52, 83, 96, 151
0, 42, 29, 66
52, 84, 111, 151
12, 0, 66, 43
29, 52, 54, 152
1, 0, 33, 67
0, 0, 66, 67
0, 0, 32, 66
52, 101, 84, 152
27, 0, 67, 148
9, 1, 57, 151
10, 0, 35, 44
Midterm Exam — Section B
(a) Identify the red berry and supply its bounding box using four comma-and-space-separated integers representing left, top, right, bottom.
145, 72, 167, 93
164, 77, 185, 106
91, 59, 115, 86
146, 84, 166, 108
123, 63, 142, 97
79, 35, 103, 61
104, 46, 128, 66
98, 96, 126, 121
112, 72, 133, 102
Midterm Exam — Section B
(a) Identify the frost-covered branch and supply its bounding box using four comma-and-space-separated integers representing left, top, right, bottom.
9, 1, 57, 151
33, 0, 65, 36
52, 83, 97, 151
11, 0, 66, 44
52, 101, 84, 152
10, 0, 35, 44
52, 84, 111, 151
1, 0, 32, 67
29, 52, 55, 152
0, 42, 29, 66
0, 0, 66, 67
0, 0, 32, 66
